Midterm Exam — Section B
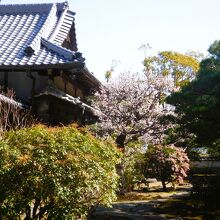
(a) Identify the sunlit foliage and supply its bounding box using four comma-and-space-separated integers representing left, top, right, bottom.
0, 125, 121, 219
143, 145, 189, 191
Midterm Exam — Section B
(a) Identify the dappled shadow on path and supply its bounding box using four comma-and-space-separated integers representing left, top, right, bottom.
91, 183, 220, 220
91, 184, 190, 220
155, 195, 220, 220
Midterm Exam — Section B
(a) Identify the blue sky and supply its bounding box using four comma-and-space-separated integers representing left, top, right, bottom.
3, 0, 220, 81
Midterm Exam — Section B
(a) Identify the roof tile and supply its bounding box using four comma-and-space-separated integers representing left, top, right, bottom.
0, 2, 83, 68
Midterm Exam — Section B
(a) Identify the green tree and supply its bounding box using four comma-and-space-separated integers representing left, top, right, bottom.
144, 51, 201, 89
0, 125, 121, 219
104, 60, 120, 82
166, 41, 220, 150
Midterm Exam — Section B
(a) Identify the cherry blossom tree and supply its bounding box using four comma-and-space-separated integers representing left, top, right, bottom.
90, 71, 178, 192
91, 71, 174, 148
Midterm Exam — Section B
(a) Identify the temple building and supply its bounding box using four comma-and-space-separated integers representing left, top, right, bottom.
0, 2, 100, 125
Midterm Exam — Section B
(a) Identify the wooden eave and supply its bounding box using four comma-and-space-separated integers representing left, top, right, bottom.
0, 61, 84, 71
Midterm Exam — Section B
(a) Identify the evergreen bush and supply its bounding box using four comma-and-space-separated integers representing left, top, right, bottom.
0, 125, 121, 219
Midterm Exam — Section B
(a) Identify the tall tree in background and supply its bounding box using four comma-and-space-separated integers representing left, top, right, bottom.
144, 51, 201, 90
166, 41, 220, 152
142, 50, 202, 151
104, 60, 120, 82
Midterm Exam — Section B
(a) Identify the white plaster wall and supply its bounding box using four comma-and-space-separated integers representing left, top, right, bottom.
191, 161, 220, 168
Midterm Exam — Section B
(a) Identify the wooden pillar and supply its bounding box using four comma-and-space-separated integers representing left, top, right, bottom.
3, 71, 8, 92
27, 69, 36, 97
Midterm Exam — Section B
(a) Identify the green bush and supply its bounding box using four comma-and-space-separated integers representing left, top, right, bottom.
0, 125, 121, 219
121, 143, 146, 192
143, 145, 190, 191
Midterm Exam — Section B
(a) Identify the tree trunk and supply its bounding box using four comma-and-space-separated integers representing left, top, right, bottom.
161, 179, 167, 191
115, 133, 127, 194
116, 133, 126, 148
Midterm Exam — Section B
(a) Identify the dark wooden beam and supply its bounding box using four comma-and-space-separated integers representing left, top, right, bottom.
3, 71, 8, 92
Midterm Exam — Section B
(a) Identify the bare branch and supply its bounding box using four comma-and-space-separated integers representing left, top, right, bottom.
0, 88, 37, 134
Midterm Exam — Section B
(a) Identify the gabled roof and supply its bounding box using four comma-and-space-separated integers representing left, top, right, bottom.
0, 2, 83, 68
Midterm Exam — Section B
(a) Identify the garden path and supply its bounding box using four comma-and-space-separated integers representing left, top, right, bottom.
91, 183, 191, 220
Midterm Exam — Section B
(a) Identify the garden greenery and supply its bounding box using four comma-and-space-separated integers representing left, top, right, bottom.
143, 145, 189, 191
0, 125, 121, 219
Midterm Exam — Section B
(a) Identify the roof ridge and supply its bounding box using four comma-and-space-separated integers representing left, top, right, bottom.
0, 2, 69, 15
48, 4, 69, 42
0, 3, 53, 6
41, 38, 74, 59
41, 38, 84, 62
49, 7, 75, 46
24, 4, 58, 55
0, 3, 52, 14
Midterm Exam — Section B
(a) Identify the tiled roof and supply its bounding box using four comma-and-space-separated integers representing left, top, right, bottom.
0, 2, 83, 67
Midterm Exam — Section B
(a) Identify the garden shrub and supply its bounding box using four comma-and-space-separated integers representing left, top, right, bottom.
120, 143, 146, 192
0, 125, 121, 219
143, 145, 190, 191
